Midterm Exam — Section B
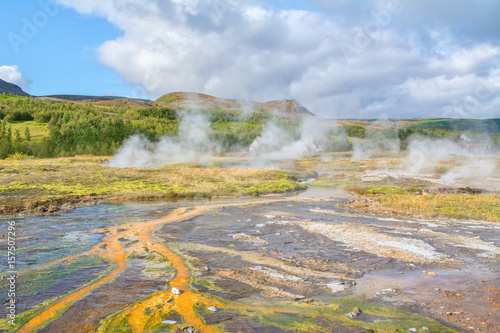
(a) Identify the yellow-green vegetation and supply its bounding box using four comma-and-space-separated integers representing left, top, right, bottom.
376, 193, 500, 222
0, 156, 303, 215
228, 296, 458, 332
155, 93, 180, 103
9, 121, 49, 143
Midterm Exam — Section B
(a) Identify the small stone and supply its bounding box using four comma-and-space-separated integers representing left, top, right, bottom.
147, 242, 153, 246
409, 329, 418, 333
422, 327, 429, 331
162, 320, 177, 325
204, 266, 211, 272
184, 327, 196, 333
346, 306, 362, 318
208, 306, 218, 312
171, 287, 181, 295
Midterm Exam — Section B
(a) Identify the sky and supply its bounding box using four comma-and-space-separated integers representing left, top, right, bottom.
0, 0, 499, 119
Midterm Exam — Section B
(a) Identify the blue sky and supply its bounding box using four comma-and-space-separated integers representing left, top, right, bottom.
0, 0, 126, 96
1, 0, 499, 119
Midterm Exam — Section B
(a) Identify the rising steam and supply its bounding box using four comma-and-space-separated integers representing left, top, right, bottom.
108, 112, 215, 167
402, 134, 497, 185
249, 118, 331, 164
107, 113, 335, 168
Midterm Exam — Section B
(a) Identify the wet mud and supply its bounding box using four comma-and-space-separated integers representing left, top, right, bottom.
38, 258, 166, 333
1, 193, 498, 332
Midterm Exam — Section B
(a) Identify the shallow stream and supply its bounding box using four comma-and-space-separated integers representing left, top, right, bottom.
1, 192, 499, 332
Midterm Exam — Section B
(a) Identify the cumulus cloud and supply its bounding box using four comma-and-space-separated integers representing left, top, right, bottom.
55, 0, 500, 119
0, 65, 32, 91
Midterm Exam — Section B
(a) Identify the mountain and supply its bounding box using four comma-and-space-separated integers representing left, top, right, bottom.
155, 92, 316, 117
0, 78, 30, 97
260, 99, 315, 117
0, 83, 315, 117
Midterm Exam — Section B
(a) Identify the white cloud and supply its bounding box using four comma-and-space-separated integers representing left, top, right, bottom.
0, 65, 32, 91
55, 0, 500, 119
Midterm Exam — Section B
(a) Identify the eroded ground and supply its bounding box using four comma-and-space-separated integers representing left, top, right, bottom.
0, 152, 499, 332
0, 193, 498, 333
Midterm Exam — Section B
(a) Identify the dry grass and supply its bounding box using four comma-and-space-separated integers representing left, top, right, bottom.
0, 156, 302, 215
374, 193, 500, 222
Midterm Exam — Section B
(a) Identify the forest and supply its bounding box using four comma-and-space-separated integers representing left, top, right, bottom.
0, 93, 498, 159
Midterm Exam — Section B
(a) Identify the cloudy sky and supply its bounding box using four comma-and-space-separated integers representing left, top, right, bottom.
1, 0, 499, 119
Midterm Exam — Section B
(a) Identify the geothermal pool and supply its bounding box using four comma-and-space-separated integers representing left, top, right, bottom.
1, 194, 499, 332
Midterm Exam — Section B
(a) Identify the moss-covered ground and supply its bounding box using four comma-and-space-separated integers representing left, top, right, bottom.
0, 155, 303, 215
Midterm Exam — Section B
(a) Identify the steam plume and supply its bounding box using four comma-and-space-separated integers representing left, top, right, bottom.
108, 112, 215, 167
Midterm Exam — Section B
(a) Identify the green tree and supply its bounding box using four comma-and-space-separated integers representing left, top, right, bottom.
24, 126, 31, 142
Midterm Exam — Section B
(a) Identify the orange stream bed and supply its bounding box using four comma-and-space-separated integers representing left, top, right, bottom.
18, 198, 291, 333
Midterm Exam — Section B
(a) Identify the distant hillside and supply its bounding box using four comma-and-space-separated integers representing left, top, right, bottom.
155, 92, 315, 117
408, 118, 500, 133
0, 78, 30, 97
40, 95, 152, 107
260, 99, 314, 117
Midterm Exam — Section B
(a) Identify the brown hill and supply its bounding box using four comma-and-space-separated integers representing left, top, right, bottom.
155, 92, 315, 117
260, 99, 314, 117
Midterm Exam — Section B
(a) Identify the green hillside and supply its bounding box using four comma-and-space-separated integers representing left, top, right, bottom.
0, 94, 274, 159
408, 118, 500, 133
0, 93, 499, 160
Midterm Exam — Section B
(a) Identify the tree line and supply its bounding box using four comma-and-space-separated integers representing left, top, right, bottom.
1, 94, 498, 159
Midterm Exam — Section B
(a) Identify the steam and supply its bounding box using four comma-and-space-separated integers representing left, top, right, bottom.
108, 113, 335, 168
402, 134, 497, 184
108, 112, 215, 167
441, 159, 497, 183
351, 125, 400, 160
249, 118, 332, 165
404, 136, 458, 175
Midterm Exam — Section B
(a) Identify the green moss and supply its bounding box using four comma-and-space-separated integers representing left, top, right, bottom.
223, 296, 458, 332
0, 158, 305, 214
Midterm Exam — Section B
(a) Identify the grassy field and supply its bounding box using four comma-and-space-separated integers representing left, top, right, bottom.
1, 151, 499, 222
8, 121, 49, 143
376, 193, 500, 222
301, 153, 500, 222
0, 156, 303, 215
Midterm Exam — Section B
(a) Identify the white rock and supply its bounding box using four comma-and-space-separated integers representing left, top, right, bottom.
162, 320, 177, 325
409, 329, 418, 333
147, 242, 153, 246
208, 306, 218, 312
171, 287, 181, 295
